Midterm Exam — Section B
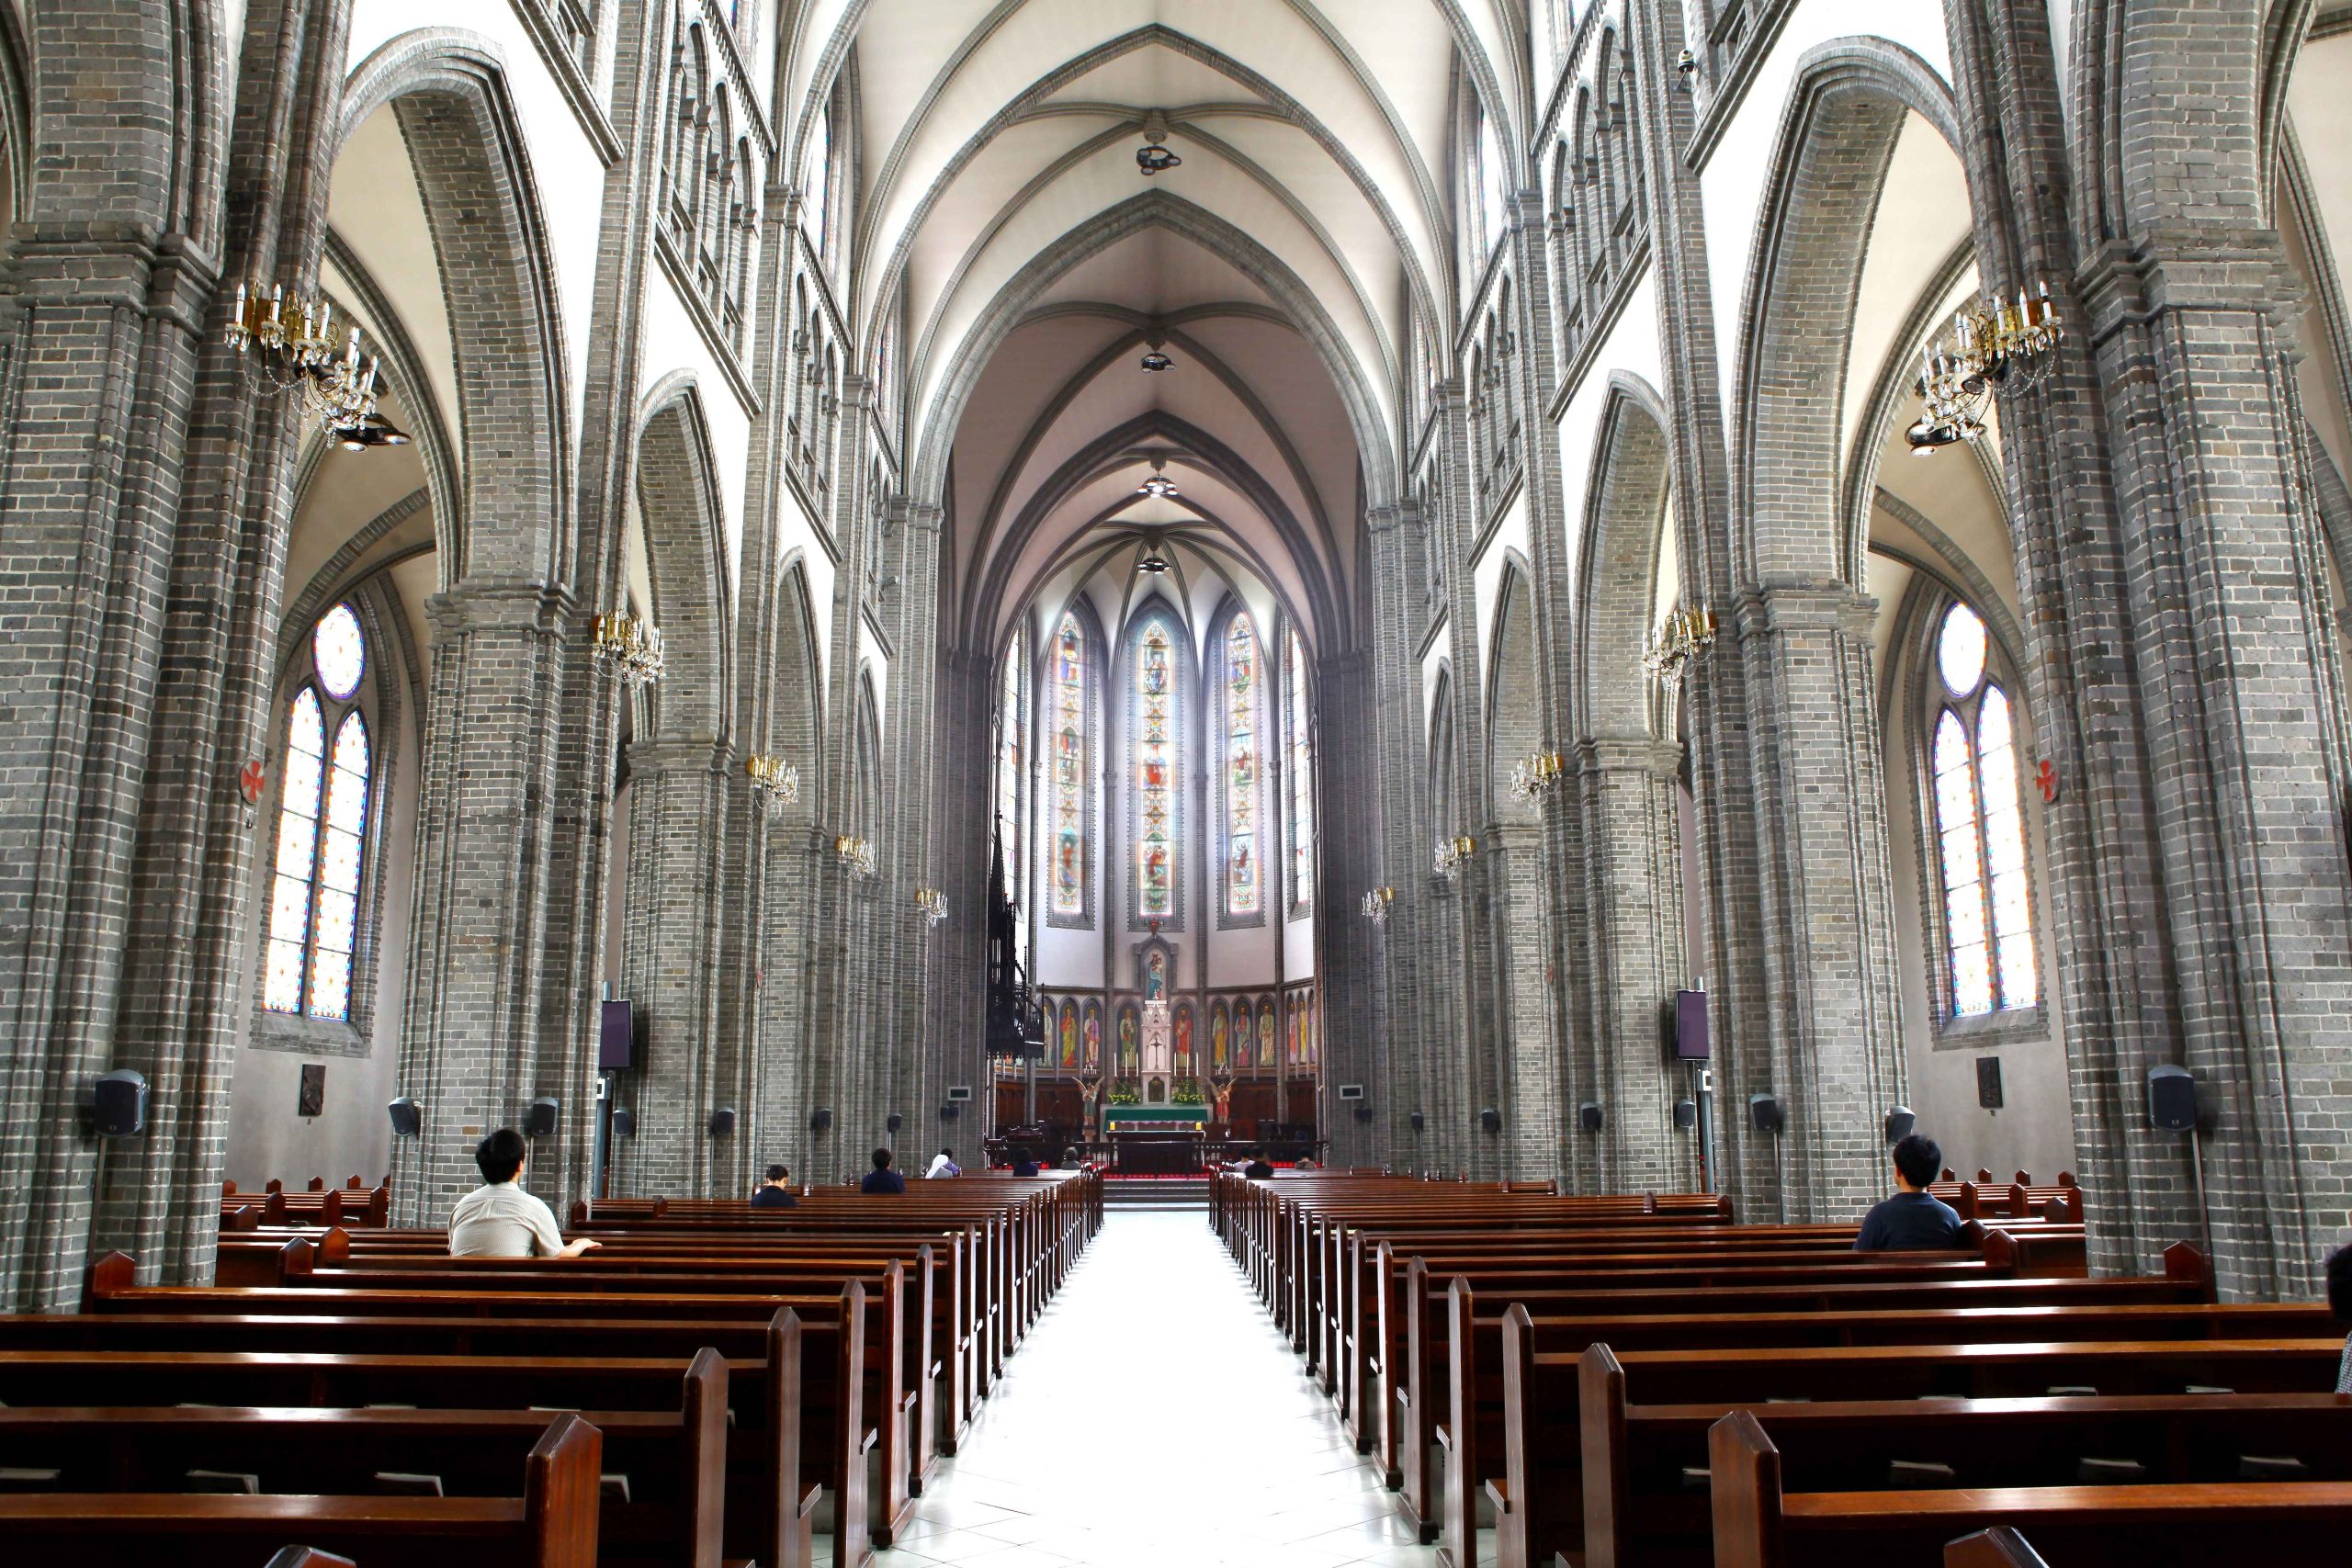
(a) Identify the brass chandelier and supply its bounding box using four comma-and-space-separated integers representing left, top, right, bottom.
225, 283, 408, 448
745, 753, 799, 820
1508, 749, 1566, 804
1906, 283, 2062, 456
594, 609, 665, 688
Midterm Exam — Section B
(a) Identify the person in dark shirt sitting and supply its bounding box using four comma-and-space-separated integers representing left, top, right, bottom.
1242, 1157, 1274, 1180
860, 1146, 907, 1194
1855, 1133, 1965, 1251
1010, 1145, 1041, 1178
750, 1163, 797, 1208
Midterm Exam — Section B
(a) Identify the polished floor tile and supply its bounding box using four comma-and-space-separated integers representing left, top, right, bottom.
882, 1212, 1443, 1568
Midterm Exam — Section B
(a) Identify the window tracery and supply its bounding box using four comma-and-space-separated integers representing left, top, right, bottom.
264, 604, 374, 1023
1928, 602, 2037, 1018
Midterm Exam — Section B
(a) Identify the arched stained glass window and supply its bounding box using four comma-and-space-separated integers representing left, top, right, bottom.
1050, 612, 1089, 921
1222, 613, 1262, 919
1135, 618, 1178, 921
265, 604, 373, 1021
1928, 603, 2036, 1018
1285, 626, 1314, 915
996, 624, 1027, 910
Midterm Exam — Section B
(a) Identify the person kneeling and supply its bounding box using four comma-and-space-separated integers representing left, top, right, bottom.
1855, 1133, 1964, 1251
449, 1128, 599, 1258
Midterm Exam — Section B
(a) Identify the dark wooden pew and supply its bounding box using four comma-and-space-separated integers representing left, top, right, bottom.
0, 1409, 601, 1568
1708, 1408, 2352, 1568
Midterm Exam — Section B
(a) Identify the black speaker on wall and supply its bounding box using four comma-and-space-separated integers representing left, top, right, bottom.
1884, 1105, 1917, 1144
1578, 1102, 1603, 1134
610, 1107, 637, 1139
87, 1070, 148, 1138
525, 1097, 560, 1138
886, 1111, 904, 1134
708, 1108, 737, 1138
1408, 1111, 1426, 1134
1671, 1100, 1697, 1131
939, 1103, 961, 1122
1748, 1093, 1784, 1134
1477, 1107, 1501, 1134
1352, 1105, 1375, 1123
387, 1097, 422, 1138
809, 1108, 834, 1133
2147, 1065, 2199, 1133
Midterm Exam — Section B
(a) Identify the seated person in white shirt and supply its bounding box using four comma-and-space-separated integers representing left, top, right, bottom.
448, 1127, 599, 1258
925, 1146, 960, 1179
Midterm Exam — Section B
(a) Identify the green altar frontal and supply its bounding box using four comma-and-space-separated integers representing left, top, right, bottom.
1102, 1105, 1209, 1130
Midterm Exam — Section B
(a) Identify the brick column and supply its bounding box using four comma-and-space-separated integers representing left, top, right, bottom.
1311, 652, 1381, 1168
1577, 739, 1693, 1192
1737, 584, 1906, 1221
883, 501, 945, 1135
1363, 504, 1438, 1171
393, 585, 596, 1226
611, 739, 729, 1197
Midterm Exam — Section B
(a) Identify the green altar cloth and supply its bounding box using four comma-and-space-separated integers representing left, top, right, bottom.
1102, 1105, 1209, 1127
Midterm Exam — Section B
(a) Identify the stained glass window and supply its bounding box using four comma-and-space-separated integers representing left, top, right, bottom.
1050, 613, 1088, 920
997, 625, 1027, 910
1928, 602, 2036, 1018
263, 609, 373, 1021
1222, 614, 1262, 918
1285, 627, 1314, 914
1135, 618, 1176, 920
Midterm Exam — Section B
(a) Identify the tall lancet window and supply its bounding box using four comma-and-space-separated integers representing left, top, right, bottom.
264, 604, 372, 1021
997, 623, 1028, 908
1929, 602, 2037, 1018
1134, 617, 1178, 921
1220, 612, 1263, 920
1049, 611, 1091, 924
1285, 626, 1314, 915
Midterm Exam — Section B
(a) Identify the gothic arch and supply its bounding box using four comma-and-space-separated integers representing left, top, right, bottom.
1117, 596, 1197, 931
1731, 39, 1962, 590
336, 31, 572, 586
634, 378, 737, 746
1574, 373, 1674, 743
905, 191, 1399, 513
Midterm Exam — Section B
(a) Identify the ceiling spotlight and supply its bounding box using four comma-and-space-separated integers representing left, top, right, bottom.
1137, 535, 1173, 574
1136, 457, 1179, 502
1140, 349, 1173, 373
1136, 142, 1181, 176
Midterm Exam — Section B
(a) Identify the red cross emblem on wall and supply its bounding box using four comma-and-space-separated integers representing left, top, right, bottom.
2035, 760, 2057, 804
238, 758, 266, 807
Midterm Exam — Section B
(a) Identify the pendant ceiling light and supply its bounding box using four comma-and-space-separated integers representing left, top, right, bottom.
1140, 349, 1173, 373
1136, 456, 1179, 502
1137, 534, 1172, 574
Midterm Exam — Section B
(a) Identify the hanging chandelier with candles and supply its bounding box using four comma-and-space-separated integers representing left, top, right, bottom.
913, 886, 949, 925
834, 835, 876, 878
1361, 886, 1395, 925
225, 282, 410, 449
594, 609, 665, 688
1509, 749, 1566, 804
1432, 835, 1475, 878
745, 753, 799, 820
1906, 282, 2062, 456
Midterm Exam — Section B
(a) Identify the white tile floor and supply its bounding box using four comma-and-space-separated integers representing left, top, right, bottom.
878, 1211, 1443, 1568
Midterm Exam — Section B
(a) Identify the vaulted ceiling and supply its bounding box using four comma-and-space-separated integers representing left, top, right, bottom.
792, 1, 1529, 659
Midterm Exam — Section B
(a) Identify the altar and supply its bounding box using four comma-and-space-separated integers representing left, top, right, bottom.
1108, 1127, 1205, 1174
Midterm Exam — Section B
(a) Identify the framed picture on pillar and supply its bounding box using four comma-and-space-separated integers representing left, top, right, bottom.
1058, 999, 1080, 1069
1082, 999, 1103, 1070
1175, 1001, 1195, 1076
1210, 999, 1230, 1071
1257, 996, 1276, 1067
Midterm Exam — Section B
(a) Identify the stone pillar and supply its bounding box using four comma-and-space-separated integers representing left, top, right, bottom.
1736, 585, 1905, 1221
883, 501, 945, 1137
1312, 653, 1381, 1169
1577, 739, 1692, 1192
1363, 504, 1437, 1172
611, 739, 729, 1197
0, 1, 228, 1311
393, 585, 598, 1226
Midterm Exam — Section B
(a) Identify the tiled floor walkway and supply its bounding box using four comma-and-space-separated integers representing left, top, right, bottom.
877, 1210, 1441, 1568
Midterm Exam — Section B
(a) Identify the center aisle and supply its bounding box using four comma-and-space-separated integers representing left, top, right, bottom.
879, 1209, 1438, 1568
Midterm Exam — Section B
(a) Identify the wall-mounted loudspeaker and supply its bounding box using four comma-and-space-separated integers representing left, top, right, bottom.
1352, 1105, 1375, 1123
1748, 1093, 1784, 1134
387, 1097, 421, 1137
1884, 1105, 1917, 1144
1408, 1111, 1426, 1134
2146, 1064, 2199, 1133
940, 1103, 960, 1122
610, 1107, 636, 1138
1672, 1100, 1697, 1131
886, 1111, 904, 1134
708, 1108, 737, 1138
1674, 989, 1710, 1060
1578, 1101, 1603, 1134
86, 1069, 148, 1138
1478, 1107, 1501, 1134
525, 1097, 560, 1138
809, 1108, 834, 1133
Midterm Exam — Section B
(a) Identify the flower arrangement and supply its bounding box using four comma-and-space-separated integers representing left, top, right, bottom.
1171, 1077, 1204, 1105
1107, 1078, 1141, 1106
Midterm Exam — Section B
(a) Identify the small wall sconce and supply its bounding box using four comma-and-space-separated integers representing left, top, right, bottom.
746, 753, 799, 820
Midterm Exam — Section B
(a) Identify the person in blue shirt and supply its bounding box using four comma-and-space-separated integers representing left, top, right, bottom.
860, 1146, 907, 1194
750, 1163, 797, 1208
1010, 1145, 1040, 1178
1855, 1133, 1965, 1251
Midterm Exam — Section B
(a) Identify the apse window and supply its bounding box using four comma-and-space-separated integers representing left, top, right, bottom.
1928, 601, 2036, 1019
264, 603, 372, 1022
